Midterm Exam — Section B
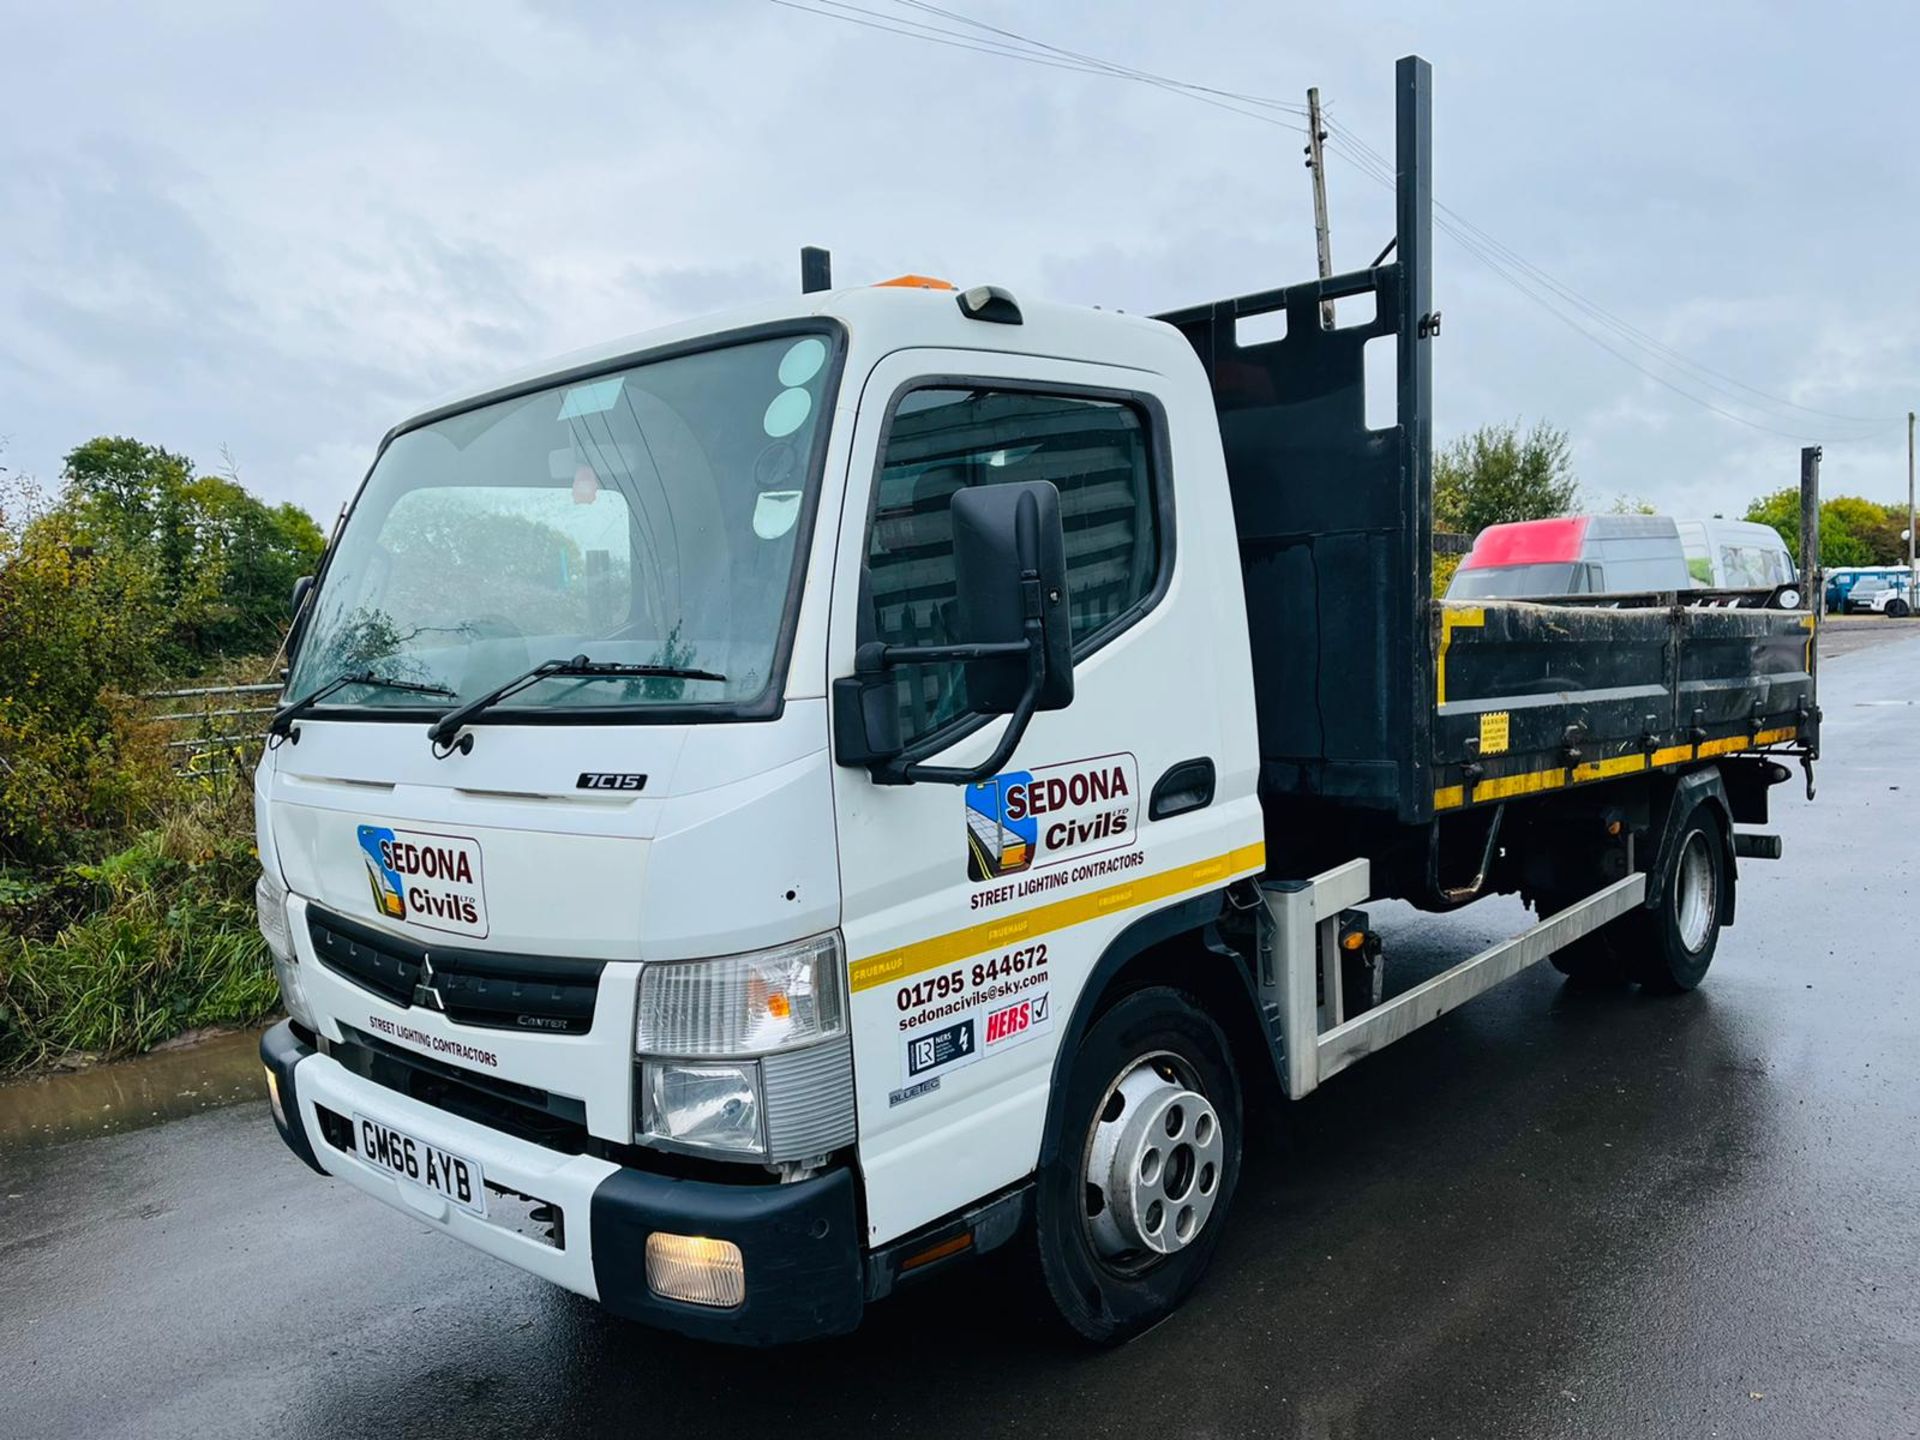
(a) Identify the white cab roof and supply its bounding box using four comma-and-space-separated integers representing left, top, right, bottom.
390, 284, 1190, 439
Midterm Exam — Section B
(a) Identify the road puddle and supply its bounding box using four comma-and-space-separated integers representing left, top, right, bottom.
0, 1026, 269, 1154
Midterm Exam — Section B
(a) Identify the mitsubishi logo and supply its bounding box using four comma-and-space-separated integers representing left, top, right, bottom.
412, 952, 447, 1012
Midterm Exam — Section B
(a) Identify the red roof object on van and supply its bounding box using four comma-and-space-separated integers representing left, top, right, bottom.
1459, 516, 1591, 569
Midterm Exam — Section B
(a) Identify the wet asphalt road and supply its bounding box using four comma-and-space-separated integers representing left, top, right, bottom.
5, 634, 1918, 1440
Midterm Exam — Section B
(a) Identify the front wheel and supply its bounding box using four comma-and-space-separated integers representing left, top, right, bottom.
1033, 987, 1242, 1344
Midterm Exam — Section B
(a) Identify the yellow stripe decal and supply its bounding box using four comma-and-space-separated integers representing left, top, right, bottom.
1572, 753, 1647, 784
847, 843, 1267, 994
1436, 605, 1485, 707
1432, 728, 1803, 812
1469, 767, 1568, 802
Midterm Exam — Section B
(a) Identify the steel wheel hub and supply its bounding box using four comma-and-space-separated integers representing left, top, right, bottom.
1675, 831, 1716, 953
1084, 1053, 1224, 1264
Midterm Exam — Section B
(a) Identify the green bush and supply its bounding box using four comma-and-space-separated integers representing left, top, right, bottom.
0, 784, 276, 1074
0, 436, 319, 1071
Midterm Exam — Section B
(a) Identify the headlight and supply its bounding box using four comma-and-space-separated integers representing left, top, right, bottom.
256, 870, 317, 1031
634, 932, 853, 1160
636, 931, 845, 1057
255, 870, 293, 964
641, 1061, 764, 1154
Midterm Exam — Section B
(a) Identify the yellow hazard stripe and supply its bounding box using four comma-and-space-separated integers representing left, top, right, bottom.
1469, 767, 1568, 802
1572, 753, 1647, 784
1696, 734, 1752, 758
1435, 605, 1484, 707
1433, 726, 1799, 812
847, 843, 1266, 994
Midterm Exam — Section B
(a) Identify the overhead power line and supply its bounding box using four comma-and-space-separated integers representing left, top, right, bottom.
1322, 121, 1901, 432
768, 1, 1308, 132
768, 0, 1906, 438
1317, 131, 1886, 444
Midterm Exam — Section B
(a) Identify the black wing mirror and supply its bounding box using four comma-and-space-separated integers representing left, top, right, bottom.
834, 480, 1074, 785
290, 575, 314, 615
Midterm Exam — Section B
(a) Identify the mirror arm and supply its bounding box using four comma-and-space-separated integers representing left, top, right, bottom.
879, 564, 1050, 786
883, 637, 1045, 785
857, 639, 1031, 671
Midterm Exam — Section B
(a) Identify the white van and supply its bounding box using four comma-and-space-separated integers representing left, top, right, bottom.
1675, 519, 1795, 591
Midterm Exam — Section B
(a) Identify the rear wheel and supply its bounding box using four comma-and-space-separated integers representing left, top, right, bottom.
1632, 809, 1729, 993
1537, 798, 1731, 991
1542, 906, 1635, 984
1033, 987, 1241, 1344
1886, 598, 1911, 619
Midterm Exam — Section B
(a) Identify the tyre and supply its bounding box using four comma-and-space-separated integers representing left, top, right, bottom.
1536, 891, 1635, 983
1033, 987, 1242, 1344
1630, 804, 1731, 993
1886, 598, 1910, 619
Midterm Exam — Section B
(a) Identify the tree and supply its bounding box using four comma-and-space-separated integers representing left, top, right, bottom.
0, 435, 325, 859
55, 438, 323, 665
177, 475, 325, 656
1824, 495, 1907, 565
1434, 421, 1582, 536
1741, 490, 1880, 569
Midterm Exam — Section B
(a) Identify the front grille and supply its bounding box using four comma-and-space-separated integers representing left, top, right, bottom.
331, 1024, 590, 1153
307, 906, 604, 1035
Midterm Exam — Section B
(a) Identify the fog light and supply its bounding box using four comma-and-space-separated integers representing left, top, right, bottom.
265, 1066, 286, 1126
645, 1233, 745, 1308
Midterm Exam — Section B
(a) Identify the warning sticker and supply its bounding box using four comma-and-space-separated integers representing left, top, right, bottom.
1478, 710, 1511, 756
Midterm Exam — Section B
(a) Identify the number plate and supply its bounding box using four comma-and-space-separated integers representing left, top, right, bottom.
350, 1113, 486, 1215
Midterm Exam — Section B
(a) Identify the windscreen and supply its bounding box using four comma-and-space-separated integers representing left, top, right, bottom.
287, 331, 835, 716
1446, 562, 1582, 599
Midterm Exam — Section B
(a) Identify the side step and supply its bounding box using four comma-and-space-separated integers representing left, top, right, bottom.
1261, 868, 1646, 1098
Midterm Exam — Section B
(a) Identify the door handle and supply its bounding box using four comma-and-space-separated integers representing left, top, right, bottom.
1149, 758, 1216, 821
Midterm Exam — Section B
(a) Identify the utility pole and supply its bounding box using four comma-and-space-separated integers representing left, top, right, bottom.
1908, 410, 1915, 595
1305, 87, 1334, 328
1801, 446, 1822, 707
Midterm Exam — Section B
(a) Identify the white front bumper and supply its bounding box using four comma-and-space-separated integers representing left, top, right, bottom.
291, 1050, 619, 1300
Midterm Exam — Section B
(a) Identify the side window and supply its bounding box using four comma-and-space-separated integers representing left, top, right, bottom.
865, 387, 1160, 742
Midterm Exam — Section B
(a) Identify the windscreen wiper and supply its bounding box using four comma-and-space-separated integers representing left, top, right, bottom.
268, 671, 456, 744
426, 654, 728, 755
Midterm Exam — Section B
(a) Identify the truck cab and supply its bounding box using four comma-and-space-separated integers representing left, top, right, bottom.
256, 281, 1266, 1343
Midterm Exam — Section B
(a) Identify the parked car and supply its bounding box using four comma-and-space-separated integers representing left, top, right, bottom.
1848, 570, 1914, 617
1447, 514, 1694, 600
1839, 567, 1913, 615
1826, 567, 1867, 613
1674, 518, 1796, 591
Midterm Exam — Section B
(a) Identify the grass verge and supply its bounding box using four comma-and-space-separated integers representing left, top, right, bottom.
0, 783, 277, 1076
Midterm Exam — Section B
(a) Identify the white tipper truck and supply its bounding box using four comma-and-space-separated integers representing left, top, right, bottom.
256, 59, 1818, 1344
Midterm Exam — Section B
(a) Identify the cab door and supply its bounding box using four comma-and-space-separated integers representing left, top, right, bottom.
825, 348, 1256, 1248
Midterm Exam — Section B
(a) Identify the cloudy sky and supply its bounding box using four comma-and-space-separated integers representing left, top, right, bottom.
2, 0, 1916, 526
